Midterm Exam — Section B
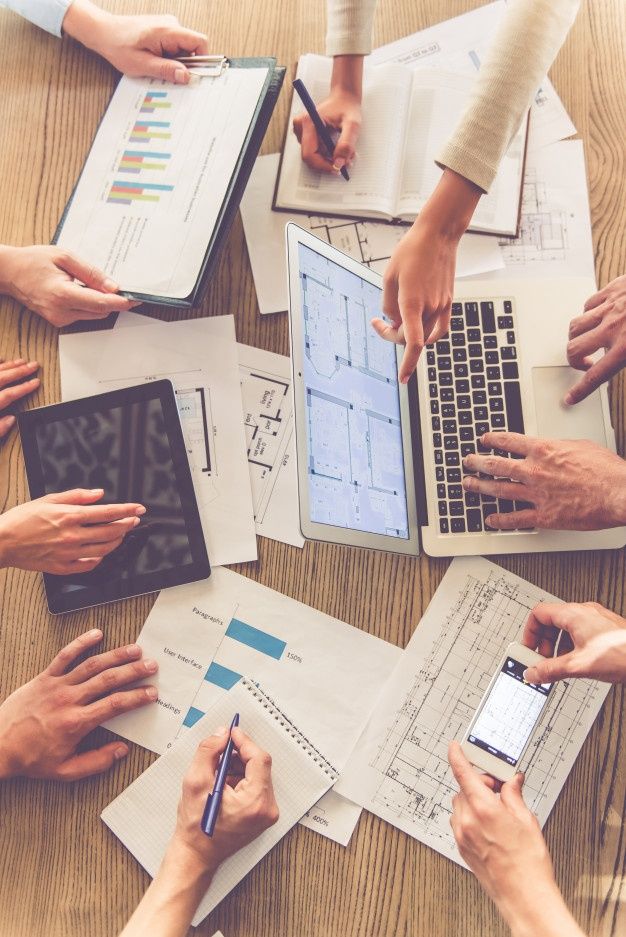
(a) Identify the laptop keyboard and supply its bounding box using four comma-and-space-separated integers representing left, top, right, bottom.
427, 298, 527, 535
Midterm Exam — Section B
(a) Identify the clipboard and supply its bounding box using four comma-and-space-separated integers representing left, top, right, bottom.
53, 58, 285, 309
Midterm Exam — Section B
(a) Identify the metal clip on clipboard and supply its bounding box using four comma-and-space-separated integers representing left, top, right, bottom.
176, 54, 230, 78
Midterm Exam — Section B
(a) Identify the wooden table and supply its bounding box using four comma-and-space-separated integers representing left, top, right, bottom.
0, 1, 625, 934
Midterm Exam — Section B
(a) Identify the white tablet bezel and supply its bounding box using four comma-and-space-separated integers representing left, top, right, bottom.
286, 223, 420, 555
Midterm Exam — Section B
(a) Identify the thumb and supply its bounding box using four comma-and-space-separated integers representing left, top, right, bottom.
140, 53, 190, 85
44, 488, 105, 505
523, 653, 574, 685
55, 742, 128, 781
188, 726, 230, 779
55, 252, 118, 293
332, 120, 360, 169
499, 772, 526, 811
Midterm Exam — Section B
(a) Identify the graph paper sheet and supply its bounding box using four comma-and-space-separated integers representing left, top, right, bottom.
336, 557, 611, 865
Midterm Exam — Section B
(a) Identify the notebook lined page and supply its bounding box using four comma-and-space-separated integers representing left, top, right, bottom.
102, 679, 336, 926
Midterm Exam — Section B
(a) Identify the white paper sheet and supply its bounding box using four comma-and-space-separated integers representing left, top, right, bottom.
240, 153, 504, 315
56, 70, 268, 298
301, 789, 362, 847
370, 1, 576, 152
336, 557, 610, 866
237, 344, 304, 548
59, 317, 257, 567
105, 566, 402, 844
103, 679, 335, 925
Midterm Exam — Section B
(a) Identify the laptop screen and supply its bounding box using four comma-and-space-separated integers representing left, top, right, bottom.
297, 242, 409, 540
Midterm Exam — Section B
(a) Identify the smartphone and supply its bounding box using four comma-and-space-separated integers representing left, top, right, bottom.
460, 642, 554, 781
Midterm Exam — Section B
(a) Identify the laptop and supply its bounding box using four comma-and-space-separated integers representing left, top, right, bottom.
286, 223, 626, 557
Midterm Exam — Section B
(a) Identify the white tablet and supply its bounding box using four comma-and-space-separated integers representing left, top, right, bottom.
286, 223, 420, 554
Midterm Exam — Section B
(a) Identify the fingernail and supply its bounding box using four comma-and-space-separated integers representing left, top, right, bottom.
213, 725, 228, 736
27, 361, 38, 368
400, 376, 409, 385
135, 506, 147, 515
485, 518, 495, 528
146, 686, 158, 700
114, 745, 128, 760
103, 277, 118, 291
13, 358, 26, 365
144, 658, 158, 673
2, 415, 15, 427
332, 159, 345, 171
132, 517, 140, 527
462, 478, 470, 489
174, 67, 187, 84
89, 628, 103, 638
563, 393, 573, 406
127, 644, 141, 658
90, 488, 104, 494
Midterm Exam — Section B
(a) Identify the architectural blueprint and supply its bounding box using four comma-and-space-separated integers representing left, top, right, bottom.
336, 557, 610, 865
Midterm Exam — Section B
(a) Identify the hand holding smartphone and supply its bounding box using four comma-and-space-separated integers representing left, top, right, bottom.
460, 642, 553, 782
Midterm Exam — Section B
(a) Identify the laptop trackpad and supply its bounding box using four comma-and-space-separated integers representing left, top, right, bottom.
531, 366, 608, 446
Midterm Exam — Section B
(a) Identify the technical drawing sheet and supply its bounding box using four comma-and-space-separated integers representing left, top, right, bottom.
336, 557, 611, 866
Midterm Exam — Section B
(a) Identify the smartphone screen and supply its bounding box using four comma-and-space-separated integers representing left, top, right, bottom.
467, 657, 553, 768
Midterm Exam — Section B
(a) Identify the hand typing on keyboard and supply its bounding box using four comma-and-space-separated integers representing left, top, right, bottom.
461, 432, 626, 530
565, 274, 626, 405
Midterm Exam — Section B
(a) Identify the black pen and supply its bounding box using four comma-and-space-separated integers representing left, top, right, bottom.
293, 78, 350, 181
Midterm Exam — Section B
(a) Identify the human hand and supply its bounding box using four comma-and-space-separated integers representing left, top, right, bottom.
448, 742, 583, 937
63, 0, 208, 85
293, 55, 363, 175
462, 432, 626, 530
167, 725, 279, 876
522, 601, 626, 684
566, 275, 626, 405
0, 488, 146, 575
0, 245, 138, 327
0, 629, 157, 781
373, 169, 482, 383
0, 358, 40, 439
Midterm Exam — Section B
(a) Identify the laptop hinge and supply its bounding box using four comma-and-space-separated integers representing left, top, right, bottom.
407, 372, 429, 529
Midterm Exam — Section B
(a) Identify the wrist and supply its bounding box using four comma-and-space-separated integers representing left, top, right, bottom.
161, 837, 220, 889
418, 168, 482, 243
498, 883, 583, 937
331, 55, 363, 99
0, 245, 21, 297
62, 0, 112, 53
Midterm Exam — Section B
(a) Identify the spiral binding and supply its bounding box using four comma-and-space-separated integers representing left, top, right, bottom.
241, 678, 338, 782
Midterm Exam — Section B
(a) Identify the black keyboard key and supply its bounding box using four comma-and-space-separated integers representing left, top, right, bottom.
448, 484, 463, 499
460, 443, 475, 458
428, 367, 437, 382
456, 379, 470, 394
465, 302, 479, 326
459, 411, 472, 426
501, 346, 517, 360
444, 436, 458, 451
502, 362, 519, 380
453, 348, 467, 362
472, 390, 487, 405
427, 350, 436, 366
504, 380, 524, 433
484, 335, 497, 349
443, 419, 457, 433
498, 315, 514, 329
457, 395, 471, 410
436, 466, 445, 481
426, 343, 435, 350
486, 366, 501, 381
468, 328, 481, 343
498, 499, 514, 513
435, 449, 444, 464
438, 501, 447, 516
477, 438, 490, 453
465, 492, 480, 507
437, 483, 446, 498
475, 422, 489, 436
471, 374, 486, 389
474, 406, 488, 421
440, 373, 453, 386
445, 452, 460, 466
430, 400, 439, 415
515, 500, 533, 511
441, 388, 454, 401
442, 403, 456, 417
454, 364, 469, 378
439, 518, 450, 534
450, 501, 464, 517
429, 383, 438, 398
450, 316, 464, 331
438, 356, 452, 371
481, 493, 496, 502
468, 343, 482, 358
503, 300, 512, 314
447, 470, 461, 486
470, 360, 484, 373
437, 341, 451, 355
460, 427, 474, 441
494, 449, 508, 458
433, 433, 442, 447
480, 301, 496, 333
482, 503, 498, 525
451, 518, 466, 533
432, 416, 441, 431
452, 302, 463, 315
507, 331, 515, 344
485, 351, 499, 364
489, 397, 504, 412
467, 509, 482, 532
488, 382, 502, 396
492, 413, 506, 428
452, 332, 465, 346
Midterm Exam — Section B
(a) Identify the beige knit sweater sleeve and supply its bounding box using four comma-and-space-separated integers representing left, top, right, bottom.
325, 0, 581, 192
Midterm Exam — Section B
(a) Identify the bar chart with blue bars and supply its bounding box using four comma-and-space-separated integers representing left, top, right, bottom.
182, 617, 287, 728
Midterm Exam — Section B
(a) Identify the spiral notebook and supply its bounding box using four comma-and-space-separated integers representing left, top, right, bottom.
101, 678, 337, 925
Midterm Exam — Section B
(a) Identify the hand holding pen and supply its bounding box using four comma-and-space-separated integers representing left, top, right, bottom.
292, 79, 359, 180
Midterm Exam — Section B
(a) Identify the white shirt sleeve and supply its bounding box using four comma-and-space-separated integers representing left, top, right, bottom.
0, 0, 73, 37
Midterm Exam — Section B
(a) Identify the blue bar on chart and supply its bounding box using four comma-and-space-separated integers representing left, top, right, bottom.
183, 706, 206, 728
225, 618, 286, 660
205, 661, 242, 690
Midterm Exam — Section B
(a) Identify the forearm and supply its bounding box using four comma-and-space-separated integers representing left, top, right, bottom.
119, 842, 216, 937
499, 887, 587, 937
62, 0, 109, 51
326, 0, 375, 57
331, 55, 363, 98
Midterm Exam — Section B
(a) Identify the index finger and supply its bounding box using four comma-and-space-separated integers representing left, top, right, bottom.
564, 346, 625, 405
160, 28, 209, 56
448, 740, 492, 802
231, 727, 273, 784
398, 309, 425, 384
45, 628, 103, 676
522, 603, 561, 658
61, 283, 136, 315
80, 502, 146, 524
481, 431, 533, 456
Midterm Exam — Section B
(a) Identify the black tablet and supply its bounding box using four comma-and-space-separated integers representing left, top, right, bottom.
18, 380, 210, 614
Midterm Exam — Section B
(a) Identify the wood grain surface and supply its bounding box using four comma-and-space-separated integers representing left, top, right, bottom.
0, 1, 625, 935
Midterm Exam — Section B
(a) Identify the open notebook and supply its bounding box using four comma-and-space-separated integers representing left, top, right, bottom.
102, 679, 337, 926
274, 54, 528, 237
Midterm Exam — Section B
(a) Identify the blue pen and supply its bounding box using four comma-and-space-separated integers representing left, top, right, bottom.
293, 78, 350, 181
201, 713, 239, 837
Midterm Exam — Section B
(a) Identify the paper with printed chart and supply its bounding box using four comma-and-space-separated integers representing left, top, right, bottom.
336, 557, 610, 865
58, 314, 257, 567
240, 153, 504, 315
370, 0, 576, 153
105, 566, 402, 845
